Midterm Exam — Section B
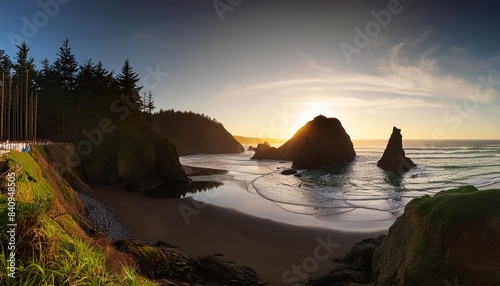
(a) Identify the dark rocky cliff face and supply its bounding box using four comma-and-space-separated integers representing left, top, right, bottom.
80, 129, 188, 184
377, 127, 416, 173
373, 186, 500, 285
252, 115, 356, 169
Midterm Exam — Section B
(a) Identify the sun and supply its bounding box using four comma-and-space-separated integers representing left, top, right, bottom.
286, 101, 336, 138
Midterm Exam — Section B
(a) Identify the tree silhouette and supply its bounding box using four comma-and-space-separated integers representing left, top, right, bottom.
53, 38, 78, 91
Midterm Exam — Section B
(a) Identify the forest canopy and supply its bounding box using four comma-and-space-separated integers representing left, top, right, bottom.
0, 39, 243, 156
0, 39, 154, 143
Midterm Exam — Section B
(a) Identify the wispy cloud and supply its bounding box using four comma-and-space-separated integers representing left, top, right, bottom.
217, 39, 498, 112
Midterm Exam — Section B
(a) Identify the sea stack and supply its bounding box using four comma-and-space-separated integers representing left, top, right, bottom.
252, 115, 356, 169
377, 127, 416, 172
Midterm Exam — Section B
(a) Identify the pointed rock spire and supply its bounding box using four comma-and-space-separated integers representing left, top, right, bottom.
377, 127, 416, 173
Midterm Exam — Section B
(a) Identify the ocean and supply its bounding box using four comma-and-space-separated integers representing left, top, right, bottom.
178, 140, 500, 230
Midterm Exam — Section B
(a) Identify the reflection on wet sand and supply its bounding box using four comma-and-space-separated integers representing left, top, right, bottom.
143, 181, 224, 199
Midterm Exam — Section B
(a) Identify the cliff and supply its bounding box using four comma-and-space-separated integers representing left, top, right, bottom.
373, 185, 500, 285
0, 148, 263, 285
152, 110, 244, 155
0, 150, 149, 284
252, 115, 356, 169
76, 128, 188, 184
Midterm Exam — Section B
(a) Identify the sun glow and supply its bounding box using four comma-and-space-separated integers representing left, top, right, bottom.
286, 101, 336, 138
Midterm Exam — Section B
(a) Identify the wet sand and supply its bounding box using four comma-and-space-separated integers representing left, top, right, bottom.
88, 183, 386, 285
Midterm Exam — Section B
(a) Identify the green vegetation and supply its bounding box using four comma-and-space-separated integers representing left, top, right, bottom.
409, 185, 500, 229
0, 39, 153, 143
152, 109, 244, 155
0, 151, 154, 285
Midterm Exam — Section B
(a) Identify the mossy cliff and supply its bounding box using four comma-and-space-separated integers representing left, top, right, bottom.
0, 149, 263, 285
0, 150, 153, 285
40, 128, 188, 185
373, 185, 500, 285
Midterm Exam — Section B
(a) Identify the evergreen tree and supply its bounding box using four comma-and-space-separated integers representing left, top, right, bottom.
13, 42, 36, 90
53, 38, 78, 91
117, 59, 143, 110
12, 42, 36, 140
37, 58, 57, 91
0, 50, 13, 72
36, 58, 59, 139
146, 90, 155, 114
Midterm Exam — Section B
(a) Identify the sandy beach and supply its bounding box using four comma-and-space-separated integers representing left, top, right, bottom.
88, 182, 386, 285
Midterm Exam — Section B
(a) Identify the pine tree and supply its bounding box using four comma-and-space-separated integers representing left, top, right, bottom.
53, 38, 78, 91
116, 59, 144, 127
0, 50, 11, 140
13, 42, 36, 90
146, 90, 155, 114
0, 50, 12, 71
117, 59, 143, 109
13, 42, 36, 140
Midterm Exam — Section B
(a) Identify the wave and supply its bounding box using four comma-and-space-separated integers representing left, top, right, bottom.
410, 154, 496, 159
183, 140, 500, 219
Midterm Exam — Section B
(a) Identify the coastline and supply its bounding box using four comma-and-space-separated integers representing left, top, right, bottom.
87, 183, 386, 284
85, 163, 499, 284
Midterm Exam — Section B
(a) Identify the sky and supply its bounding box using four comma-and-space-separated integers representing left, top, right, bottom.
1, 0, 500, 139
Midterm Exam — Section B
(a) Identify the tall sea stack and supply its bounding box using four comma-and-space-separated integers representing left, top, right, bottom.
377, 127, 415, 173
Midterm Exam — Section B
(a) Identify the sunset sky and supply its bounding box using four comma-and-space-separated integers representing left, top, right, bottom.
1, 0, 499, 139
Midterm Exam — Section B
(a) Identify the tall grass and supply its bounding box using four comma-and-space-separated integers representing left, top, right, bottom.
1, 152, 157, 286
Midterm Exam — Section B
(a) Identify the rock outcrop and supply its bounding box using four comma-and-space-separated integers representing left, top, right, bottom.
373, 186, 500, 285
377, 127, 415, 172
80, 129, 188, 184
302, 235, 386, 285
117, 240, 264, 286
252, 115, 356, 169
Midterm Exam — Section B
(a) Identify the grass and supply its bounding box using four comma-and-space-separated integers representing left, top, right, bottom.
409, 185, 500, 229
0, 151, 156, 285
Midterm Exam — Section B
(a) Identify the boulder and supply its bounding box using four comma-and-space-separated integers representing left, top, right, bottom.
302, 235, 385, 285
280, 168, 297, 175
373, 186, 500, 285
117, 240, 263, 285
252, 115, 356, 169
377, 127, 415, 173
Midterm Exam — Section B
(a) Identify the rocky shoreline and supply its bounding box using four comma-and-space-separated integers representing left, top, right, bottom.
77, 192, 133, 242
78, 188, 266, 285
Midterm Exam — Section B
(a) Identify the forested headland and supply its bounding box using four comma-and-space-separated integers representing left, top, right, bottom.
152, 110, 244, 155
1, 39, 244, 159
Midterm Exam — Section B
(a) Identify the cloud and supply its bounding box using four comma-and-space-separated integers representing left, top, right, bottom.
403, 29, 432, 47
217, 41, 496, 112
